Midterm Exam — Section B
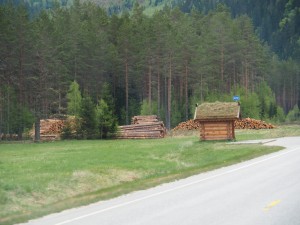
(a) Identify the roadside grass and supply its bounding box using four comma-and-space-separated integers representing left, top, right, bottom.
236, 124, 300, 140
1, 125, 298, 224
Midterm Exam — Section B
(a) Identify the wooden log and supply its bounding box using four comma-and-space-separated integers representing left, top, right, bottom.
131, 115, 160, 125
172, 119, 200, 131
234, 118, 275, 129
120, 122, 164, 128
116, 131, 164, 139
118, 116, 166, 139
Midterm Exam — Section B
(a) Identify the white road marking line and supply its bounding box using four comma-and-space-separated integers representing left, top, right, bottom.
54, 146, 300, 225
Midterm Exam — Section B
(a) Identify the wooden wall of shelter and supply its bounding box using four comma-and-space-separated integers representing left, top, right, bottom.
194, 102, 240, 141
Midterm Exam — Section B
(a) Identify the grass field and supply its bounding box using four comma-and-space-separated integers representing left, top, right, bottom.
1, 125, 299, 225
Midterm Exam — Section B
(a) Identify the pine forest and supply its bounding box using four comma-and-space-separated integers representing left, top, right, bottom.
0, 0, 299, 140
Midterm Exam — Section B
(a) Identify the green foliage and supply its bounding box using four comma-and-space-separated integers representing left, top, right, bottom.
96, 99, 118, 139
128, 97, 141, 124
100, 82, 115, 111
140, 100, 151, 115
1, 0, 299, 136
140, 99, 158, 116
78, 95, 98, 139
257, 81, 277, 120
269, 58, 300, 113
15, 106, 35, 134
275, 106, 286, 123
67, 81, 82, 116
241, 93, 260, 119
0, 86, 34, 139
170, 94, 184, 128
61, 116, 82, 140
286, 105, 300, 122
199, 84, 285, 121
60, 120, 73, 140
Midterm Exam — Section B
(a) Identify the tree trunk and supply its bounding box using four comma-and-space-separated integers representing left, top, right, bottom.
185, 61, 188, 121
157, 67, 160, 117
244, 61, 248, 98
290, 78, 293, 109
34, 117, 40, 142
200, 74, 203, 102
0, 92, 2, 136
6, 89, 10, 135
74, 55, 77, 80
18, 28, 25, 140
220, 44, 224, 83
58, 90, 61, 114
296, 75, 299, 107
148, 63, 152, 113
17, 128, 23, 140
18, 25, 25, 106
164, 74, 167, 127
283, 81, 286, 112
167, 54, 172, 130
125, 58, 129, 125
179, 76, 183, 105
233, 61, 236, 94
251, 69, 254, 93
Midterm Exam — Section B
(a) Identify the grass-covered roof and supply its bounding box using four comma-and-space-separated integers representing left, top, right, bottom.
194, 102, 240, 121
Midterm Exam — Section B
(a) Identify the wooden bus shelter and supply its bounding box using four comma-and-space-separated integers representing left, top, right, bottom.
194, 102, 240, 141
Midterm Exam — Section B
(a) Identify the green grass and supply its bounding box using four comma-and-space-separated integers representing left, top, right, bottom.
236, 124, 300, 140
1, 125, 299, 225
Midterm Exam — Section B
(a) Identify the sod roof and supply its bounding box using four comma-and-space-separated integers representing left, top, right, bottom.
194, 102, 240, 121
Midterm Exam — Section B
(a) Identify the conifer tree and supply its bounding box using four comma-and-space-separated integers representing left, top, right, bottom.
67, 81, 82, 116
79, 95, 97, 139
96, 99, 118, 139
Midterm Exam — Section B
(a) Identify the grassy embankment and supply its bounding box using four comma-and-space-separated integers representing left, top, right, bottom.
0, 125, 299, 225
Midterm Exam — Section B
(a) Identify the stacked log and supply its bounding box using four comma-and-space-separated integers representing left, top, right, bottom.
40, 119, 65, 135
30, 119, 65, 141
131, 115, 160, 124
172, 118, 275, 131
234, 118, 275, 129
172, 119, 200, 131
117, 115, 166, 139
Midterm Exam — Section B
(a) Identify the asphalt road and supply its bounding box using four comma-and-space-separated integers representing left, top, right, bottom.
19, 136, 300, 225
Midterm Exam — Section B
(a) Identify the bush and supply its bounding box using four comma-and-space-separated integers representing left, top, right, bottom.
286, 105, 300, 122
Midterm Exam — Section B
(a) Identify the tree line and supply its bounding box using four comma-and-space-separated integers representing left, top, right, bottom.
0, 1, 299, 140
6, 0, 299, 61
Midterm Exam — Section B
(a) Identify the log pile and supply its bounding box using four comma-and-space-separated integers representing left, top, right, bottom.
30, 119, 65, 141
117, 115, 166, 139
40, 119, 65, 135
132, 115, 160, 124
234, 118, 275, 129
172, 119, 200, 131
172, 118, 275, 131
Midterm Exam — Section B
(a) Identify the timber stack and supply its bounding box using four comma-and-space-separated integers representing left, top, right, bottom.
172, 118, 275, 131
40, 119, 65, 135
31, 119, 65, 141
131, 115, 161, 125
173, 119, 200, 131
234, 118, 275, 129
117, 115, 166, 139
